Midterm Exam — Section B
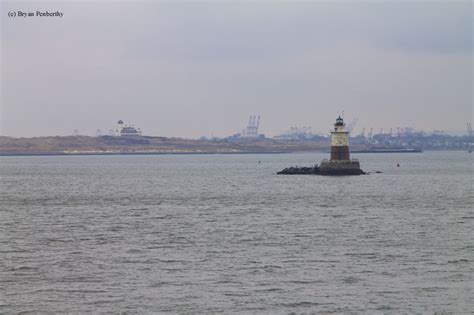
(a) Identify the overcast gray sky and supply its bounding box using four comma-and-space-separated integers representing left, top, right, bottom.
1, 0, 472, 137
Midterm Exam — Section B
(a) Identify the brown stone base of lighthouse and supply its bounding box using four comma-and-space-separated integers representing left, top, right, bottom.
319, 159, 364, 175
330, 146, 350, 160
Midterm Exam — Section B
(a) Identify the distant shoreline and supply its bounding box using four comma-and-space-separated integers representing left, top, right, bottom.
0, 149, 468, 157
0, 151, 290, 157
0, 135, 468, 156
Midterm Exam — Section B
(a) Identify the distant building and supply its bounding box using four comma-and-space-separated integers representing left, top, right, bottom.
114, 120, 143, 137
274, 126, 313, 140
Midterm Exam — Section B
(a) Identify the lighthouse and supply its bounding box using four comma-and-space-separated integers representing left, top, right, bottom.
277, 115, 365, 175
318, 116, 364, 175
330, 116, 350, 161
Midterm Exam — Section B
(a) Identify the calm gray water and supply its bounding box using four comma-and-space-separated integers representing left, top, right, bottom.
1, 151, 473, 313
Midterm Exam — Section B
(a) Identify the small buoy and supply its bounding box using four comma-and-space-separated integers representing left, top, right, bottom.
397, 163, 400, 167
258, 161, 261, 164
